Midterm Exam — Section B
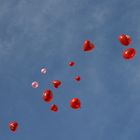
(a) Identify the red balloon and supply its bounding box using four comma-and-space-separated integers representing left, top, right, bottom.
9, 121, 18, 132
52, 80, 61, 88
43, 89, 53, 103
75, 76, 81, 81
119, 34, 132, 46
70, 98, 81, 110
69, 61, 75, 67
122, 48, 136, 60
50, 104, 58, 112
83, 40, 95, 52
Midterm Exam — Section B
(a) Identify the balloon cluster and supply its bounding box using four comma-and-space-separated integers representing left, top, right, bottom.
31, 40, 95, 113
9, 35, 137, 133
119, 34, 136, 59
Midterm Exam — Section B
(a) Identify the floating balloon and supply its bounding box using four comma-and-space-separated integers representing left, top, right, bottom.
43, 89, 53, 103
83, 40, 95, 52
75, 76, 81, 81
69, 61, 75, 67
41, 68, 47, 74
9, 121, 18, 132
50, 104, 58, 112
70, 98, 81, 110
32, 81, 39, 88
119, 34, 132, 46
52, 80, 61, 88
122, 48, 136, 60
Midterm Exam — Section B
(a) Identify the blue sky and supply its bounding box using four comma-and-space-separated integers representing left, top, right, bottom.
0, 0, 140, 139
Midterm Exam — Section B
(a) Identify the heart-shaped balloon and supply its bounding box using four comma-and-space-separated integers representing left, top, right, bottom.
9, 121, 18, 132
83, 40, 95, 52
52, 80, 61, 88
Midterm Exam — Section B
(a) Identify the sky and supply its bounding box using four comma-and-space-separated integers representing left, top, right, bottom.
0, 0, 140, 139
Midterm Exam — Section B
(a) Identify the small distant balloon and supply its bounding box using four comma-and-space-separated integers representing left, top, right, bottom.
50, 104, 58, 112
69, 61, 75, 67
83, 40, 95, 52
70, 98, 81, 110
119, 34, 132, 46
122, 48, 136, 60
32, 81, 39, 88
43, 89, 53, 103
52, 80, 61, 88
75, 76, 81, 81
9, 121, 18, 132
41, 68, 47, 74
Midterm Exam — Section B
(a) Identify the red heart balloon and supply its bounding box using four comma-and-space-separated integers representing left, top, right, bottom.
83, 40, 95, 52
119, 34, 132, 46
122, 48, 136, 60
75, 76, 81, 82
70, 98, 81, 110
52, 80, 61, 88
50, 104, 58, 112
42, 89, 53, 103
9, 121, 18, 132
